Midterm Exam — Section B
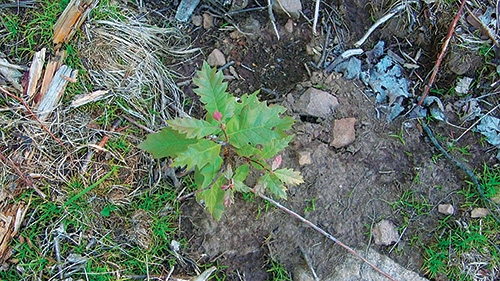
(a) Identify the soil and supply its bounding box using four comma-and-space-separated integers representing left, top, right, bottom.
165, 1, 499, 280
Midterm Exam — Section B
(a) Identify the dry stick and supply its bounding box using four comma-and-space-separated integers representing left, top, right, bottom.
417, 0, 466, 106
267, 0, 280, 40
454, 104, 500, 143
354, 3, 410, 47
0, 86, 69, 153
312, 0, 321, 35
0, 150, 47, 198
259, 194, 398, 281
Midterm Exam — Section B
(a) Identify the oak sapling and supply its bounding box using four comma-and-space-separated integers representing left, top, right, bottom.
139, 62, 303, 220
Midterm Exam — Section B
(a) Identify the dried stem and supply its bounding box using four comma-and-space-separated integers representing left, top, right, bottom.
258, 194, 398, 281
417, 0, 466, 106
0, 150, 47, 198
0, 86, 69, 153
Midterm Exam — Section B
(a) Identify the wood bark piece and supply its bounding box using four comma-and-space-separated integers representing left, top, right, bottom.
0, 57, 23, 92
52, 0, 98, 44
37, 50, 66, 105
0, 201, 29, 265
26, 48, 46, 99
37, 65, 77, 121
70, 89, 109, 108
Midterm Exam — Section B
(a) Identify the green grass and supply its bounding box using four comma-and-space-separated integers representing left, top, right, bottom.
422, 166, 500, 280
266, 259, 291, 281
0, 173, 183, 280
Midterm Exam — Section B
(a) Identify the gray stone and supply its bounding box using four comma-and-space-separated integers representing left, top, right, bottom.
330, 247, 429, 281
207, 49, 226, 67
285, 19, 294, 33
330, 118, 356, 148
298, 88, 339, 118
438, 204, 455, 215
203, 13, 214, 29
471, 208, 489, 218
191, 15, 202, 26
372, 220, 398, 246
298, 151, 312, 165
272, 0, 302, 18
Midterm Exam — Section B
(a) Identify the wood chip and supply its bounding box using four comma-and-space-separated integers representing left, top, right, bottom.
37, 65, 78, 121
26, 48, 46, 99
70, 90, 109, 108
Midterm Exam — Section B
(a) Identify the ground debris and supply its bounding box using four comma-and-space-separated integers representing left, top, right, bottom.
330, 117, 356, 148
52, 0, 98, 44
372, 219, 399, 246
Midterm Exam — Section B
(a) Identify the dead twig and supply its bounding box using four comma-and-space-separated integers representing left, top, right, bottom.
259, 194, 398, 281
354, 2, 411, 47
417, 0, 466, 106
267, 0, 280, 40
0, 149, 47, 198
454, 104, 500, 143
312, 0, 321, 35
0, 86, 69, 153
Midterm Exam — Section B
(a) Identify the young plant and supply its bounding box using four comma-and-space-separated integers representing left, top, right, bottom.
139, 62, 303, 220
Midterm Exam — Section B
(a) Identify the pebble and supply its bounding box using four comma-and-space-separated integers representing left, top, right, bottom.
438, 204, 454, 215
471, 208, 489, 218
298, 151, 312, 165
203, 13, 214, 29
330, 118, 357, 148
207, 49, 226, 67
285, 19, 294, 33
298, 88, 339, 118
272, 0, 302, 18
372, 220, 399, 246
191, 15, 202, 26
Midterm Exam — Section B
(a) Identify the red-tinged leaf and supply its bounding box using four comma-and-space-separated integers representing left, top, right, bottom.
223, 190, 234, 207
213, 110, 222, 122
272, 155, 282, 171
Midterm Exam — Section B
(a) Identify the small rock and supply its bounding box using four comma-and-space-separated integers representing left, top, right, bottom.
272, 0, 302, 18
229, 30, 243, 39
203, 13, 214, 29
330, 118, 356, 148
471, 208, 490, 218
298, 88, 339, 118
284, 19, 294, 33
207, 49, 226, 67
372, 220, 399, 246
298, 151, 312, 165
191, 15, 202, 26
438, 204, 455, 215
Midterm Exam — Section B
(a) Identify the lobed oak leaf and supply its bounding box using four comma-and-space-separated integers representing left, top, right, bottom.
172, 139, 221, 171
273, 168, 304, 186
167, 117, 219, 139
138, 127, 197, 159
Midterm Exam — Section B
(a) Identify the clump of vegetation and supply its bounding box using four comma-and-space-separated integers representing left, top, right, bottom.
139, 62, 303, 220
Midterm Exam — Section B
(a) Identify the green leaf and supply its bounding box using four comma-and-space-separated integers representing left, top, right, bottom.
172, 139, 221, 171
196, 157, 225, 220
138, 127, 197, 159
259, 172, 287, 199
273, 168, 304, 186
167, 117, 220, 138
193, 62, 235, 121
227, 92, 294, 148
261, 135, 293, 159
234, 144, 262, 157
234, 164, 249, 181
